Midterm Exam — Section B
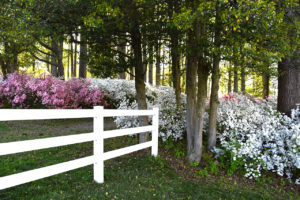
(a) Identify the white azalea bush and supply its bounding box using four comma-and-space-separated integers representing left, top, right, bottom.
215, 93, 300, 183
90, 78, 299, 184
89, 78, 186, 141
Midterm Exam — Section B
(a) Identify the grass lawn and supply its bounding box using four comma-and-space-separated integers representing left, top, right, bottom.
0, 119, 299, 200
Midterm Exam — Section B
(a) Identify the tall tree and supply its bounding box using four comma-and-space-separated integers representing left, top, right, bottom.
208, 1, 222, 151
277, 4, 300, 116
168, 0, 182, 106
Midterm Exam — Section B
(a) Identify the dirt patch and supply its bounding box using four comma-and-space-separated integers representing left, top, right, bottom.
159, 145, 300, 197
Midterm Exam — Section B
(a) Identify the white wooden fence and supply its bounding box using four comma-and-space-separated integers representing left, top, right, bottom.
0, 106, 159, 190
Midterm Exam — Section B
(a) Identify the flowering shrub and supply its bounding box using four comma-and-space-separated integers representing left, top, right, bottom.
0, 72, 107, 109
91, 79, 299, 183
214, 93, 300, 184
89, 78, 186, 141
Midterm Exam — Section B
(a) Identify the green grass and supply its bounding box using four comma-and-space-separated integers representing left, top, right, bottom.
0, 120, 299, 200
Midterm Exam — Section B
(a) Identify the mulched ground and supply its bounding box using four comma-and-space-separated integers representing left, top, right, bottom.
159, 146, 300, 196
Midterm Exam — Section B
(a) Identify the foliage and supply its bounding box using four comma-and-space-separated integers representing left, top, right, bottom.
208, 160, 219, 175
189, 161, 200, 167
0, 72, 107, 109
197, 168, 209, 178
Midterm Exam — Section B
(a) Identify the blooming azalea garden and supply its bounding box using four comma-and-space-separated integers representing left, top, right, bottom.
1, 0, 300, 199
1, 73, 299, 191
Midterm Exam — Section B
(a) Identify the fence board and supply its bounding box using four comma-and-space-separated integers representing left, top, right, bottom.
103, 141, 153, 161
102, 109, 154, 117
0, 133, 94, 156
0, 109, 95, 121
103, 126, 153, 139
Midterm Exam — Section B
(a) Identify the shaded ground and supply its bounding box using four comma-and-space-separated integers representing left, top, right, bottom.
0, 119, 299, 200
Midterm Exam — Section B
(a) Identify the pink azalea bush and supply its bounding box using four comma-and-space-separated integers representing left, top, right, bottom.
0, 72, 107, 109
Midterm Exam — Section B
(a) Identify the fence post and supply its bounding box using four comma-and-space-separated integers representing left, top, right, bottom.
93, 106, 104, 183
151, 107, 159, 157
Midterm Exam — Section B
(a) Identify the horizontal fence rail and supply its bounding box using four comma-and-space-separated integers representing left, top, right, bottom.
102, 109, 155, 117
0, 109, 95, 121
103, 141, 153, 161
0, 106, 159, 190
0, 132, 95, 156
102, 126, 153, 139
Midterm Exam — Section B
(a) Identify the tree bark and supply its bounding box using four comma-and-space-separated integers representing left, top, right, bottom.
11, 43, 18, 73
73, 34, 78, 77
148, 46, 153, 85
118, 37, 126, 79
155, 41, 161, 86
168, 0, 181, 106
262, 74, 270, 99
208, 3, 221, 151
241, 66, 245, 93
277, 5, 300, 116
131, 25, 149, 143
79, 33, 87, 78
130, 67, 134, 80
51, 39, 58, 77
186, 30, 198, 162
46, 55, 50, 73
228, 63, 232, 93
278, 48, 300, 116
57, 40, 64, 78
170, 32, 181, 106
195, 55, 209, 163
142, 42, 147, 82
233, 64, 238, 93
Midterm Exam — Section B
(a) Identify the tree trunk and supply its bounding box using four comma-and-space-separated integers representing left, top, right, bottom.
70, 41, 75, 77
46, 55, 50, 72
170, 32, 181, 106
262, 74, 270, 99
57, 40, 64, 78
168, 0, 181, 106
11, 43, 18, 73
186, 30, 198, 162
278, 48, 300, 116
195, 55, 209, 163
208, 4, 221, 151
130, 67, 134, 80
79, 33, 87, 78
4, 42, 19, 74
241, 66, 245, 93
51, 39, 58, 77
74, 34, 78, 77
228, 63, 232, 93
148, 46, 153, 85
131, 25, 149, 143
142, 43, 147, 82
67, 49, 70, 79
118, 36, 126, 79
277, 5, 300, 116
155, 41, 161, 86
233, 64, 238, 93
